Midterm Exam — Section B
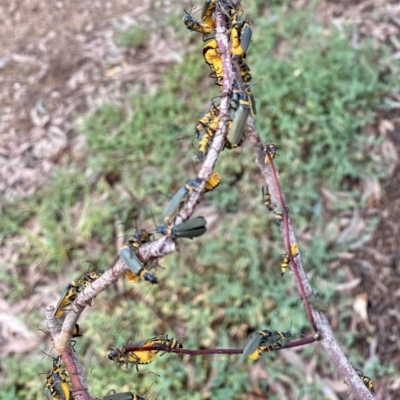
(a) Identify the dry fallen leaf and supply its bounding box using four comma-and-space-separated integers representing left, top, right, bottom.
353, 292, 372, 330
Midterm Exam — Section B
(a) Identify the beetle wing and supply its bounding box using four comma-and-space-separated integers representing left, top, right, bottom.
54, 285, 76, 317
174, 216, 207, 238
243, 332, 263, 356
227, 104, 249, 146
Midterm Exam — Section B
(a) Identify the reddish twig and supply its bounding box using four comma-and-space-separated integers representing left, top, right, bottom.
122, 335, 320, 356
246, 119, 375, 399
265, 151, 317, 333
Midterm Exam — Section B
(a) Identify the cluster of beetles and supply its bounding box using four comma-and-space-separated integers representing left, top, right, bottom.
43, 0, 375, 398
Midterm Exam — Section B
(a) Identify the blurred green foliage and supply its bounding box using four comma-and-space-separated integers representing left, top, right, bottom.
0, 1, 397, 399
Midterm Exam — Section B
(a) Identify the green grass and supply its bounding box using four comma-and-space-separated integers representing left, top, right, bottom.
1, 1, 397, 399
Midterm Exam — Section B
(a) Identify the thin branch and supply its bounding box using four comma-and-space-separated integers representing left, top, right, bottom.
124, 346, 244, 356
177, 7, 233, 225
43, 308, 93, 400
52, 219, 178, 350
246, 118, 375, 399
62, 348, 92, 400
266, 150, 317, 332
44, 7, 234, 399
119, 334, 320, 357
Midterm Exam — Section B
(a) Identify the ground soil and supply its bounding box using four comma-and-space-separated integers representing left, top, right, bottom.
0, 0, 179, 199
1, 0, 400, 398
